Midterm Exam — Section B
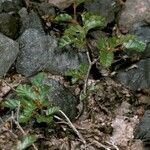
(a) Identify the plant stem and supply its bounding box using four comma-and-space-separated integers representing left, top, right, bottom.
73, 0, 77, 21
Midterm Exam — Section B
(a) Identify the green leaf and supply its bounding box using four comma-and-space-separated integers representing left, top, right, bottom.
54, 13, 73, 22
79, 63, 88, 74
36, 115, 53, 124
59, 35, 73, 48
123, 39, 146, 52
2, 99, 20, 109
99, 49, 114, 68
45, 107, 59, 116
59, 25, 86, 48
65, 64, 88, 84
37, 85, 50, 104
97, 35, 108, 50
71, 77, 79, 84
16, 84, 36, 100
13, 134, 37, 150
108, 35, 135, 48
19, 105, 36, 123
31, 73, 45, 86
82, 12, 106, 33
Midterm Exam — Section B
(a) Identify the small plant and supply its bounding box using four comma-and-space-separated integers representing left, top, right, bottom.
57, 12, 106, 48
97, 35, 146, 67
54, 1, 146, 68
2, 73, 59, 124
65, 64, 88, 84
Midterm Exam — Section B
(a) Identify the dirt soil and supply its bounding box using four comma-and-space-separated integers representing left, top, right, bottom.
0, 73, 149, 150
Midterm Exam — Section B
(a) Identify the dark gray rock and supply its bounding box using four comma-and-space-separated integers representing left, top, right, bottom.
2, 0, 23, 12
0, 0, 23, 12
45, 45, 88, 75
0, 13, 19, 39
16, 29, 51, 76
0, 33, 19, 77
19, 8, 45, 34
131, 25, 150, 44
44, 78, 78, 120
142, 43, 150, 59
34, 2, 56, 17
16, 29, 88, 77
84, 0, 118, 24
0, 1, 3, 13
134, 110, 150, 142
116, 58, 150, 90
118, 0, 150, 43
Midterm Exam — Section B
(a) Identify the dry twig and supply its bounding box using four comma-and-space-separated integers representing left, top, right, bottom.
58, 110, 86, 145
11, 112, 38, 150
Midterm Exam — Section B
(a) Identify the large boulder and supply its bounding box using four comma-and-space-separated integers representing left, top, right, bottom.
0, 33, 19, 77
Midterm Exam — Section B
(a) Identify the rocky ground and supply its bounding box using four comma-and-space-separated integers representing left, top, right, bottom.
0, 0, 150, 150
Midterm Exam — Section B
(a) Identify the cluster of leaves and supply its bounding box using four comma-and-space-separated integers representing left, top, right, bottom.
2, 73, 59, 124
55, 10, 146, 69
98, 35, 146, 67
65, 64, 88, 84
55, 12, 106, 48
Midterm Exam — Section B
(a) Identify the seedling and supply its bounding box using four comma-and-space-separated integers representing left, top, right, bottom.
2, 73, 59, 124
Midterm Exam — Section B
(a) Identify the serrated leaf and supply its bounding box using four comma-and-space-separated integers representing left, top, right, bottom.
65, 64, 88, 84
99, 49, 114, 68
45, 107, 59, 116
13, 134, 37, 150
19, 105, 36, 123
2, 99, 20, 109
31, 73, 45, 86
82, 12, 106, 33
59, 35, 73, 48
79, 63, 88, 74
54, 13, 73, 22
64, 25, 86, 47
123, 39, 146, 52
108, 35, 135, 48
38, 85, 50, 102
97, 35, 108, 50
59, 25, 86, 48
16, 84, 36, 100
36, 115, 53, 123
